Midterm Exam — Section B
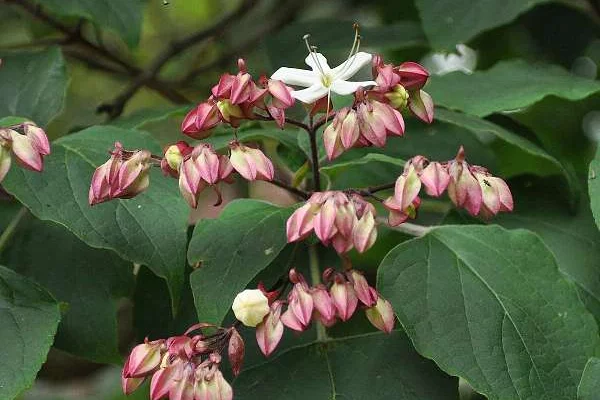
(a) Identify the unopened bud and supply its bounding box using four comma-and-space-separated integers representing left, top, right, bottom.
365, 296, 395, 334
232, 289, 270, 327
228, 328, 245, 376
385, 84, 409, 110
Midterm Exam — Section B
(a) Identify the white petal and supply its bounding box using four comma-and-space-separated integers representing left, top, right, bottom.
330, 79, 376, 96
331, 52, 373, 81
305, 52, 331, 73
291, 84, 329, 104
271, 67, 318, 87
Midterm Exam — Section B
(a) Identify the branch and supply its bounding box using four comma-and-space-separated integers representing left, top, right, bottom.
98, 0, 259, 118
176, 0, 303, 85
0, 207, 28, 254
6, 0, 189, 107
376, 217, 431, 237
307, 123, 322, 192
268, 178, 310, 199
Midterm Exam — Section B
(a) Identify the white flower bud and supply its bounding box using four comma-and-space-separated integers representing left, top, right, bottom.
232, 289, 270, 327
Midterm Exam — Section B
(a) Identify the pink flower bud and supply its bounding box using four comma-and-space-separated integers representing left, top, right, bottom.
268, 79, 295, 108
89, 143, 123, 206
474, 172, 513, 217
408, 89, 434, 124
0, 144, 11, 183
228, 141, 274, 181
395, 62, 429, 90
371, 54, 384, 77
267, 104, 286, 129
9, 129, 43, 171
447, 148, 482, 216
256, 301, 284, 357
352, 210, 377, 254
374, 64, 401, 93
113, 149, 152, 199
372, 101, 405, 137
310, 285, 336, 326
23, 123, 50, 155
365, 296, 395, 334
230, 72, 252, 104
420, 161, 450, 197
384, 165, 422, 212
348, 270, 377, 307
150, 362, 180, 400
387, 197, 420, 227
331, 232, 354, 254
339, 109, 360, 149
287, 282, 314, 328
192, 144, 221, 185
323, 123, 345, 161
123, 339, 165, 378
280, 307, 306, 331
227, 328, 244, 377
286, 202, 316, 242
178, 156, 207, 209
313, 197, 337, 242
181, 102, 221, 139
211, 73, 235, 98
169, 364, 195, 400
330, 280, 358, 321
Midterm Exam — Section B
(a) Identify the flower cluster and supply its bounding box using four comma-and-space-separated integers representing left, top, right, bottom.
121, 324, 244, 400
0, 122, 50, 183
383, 147, 514, 225
271, 37, 434, 161
89, 142, 153, 205
286, 191, 377, 254
182, 59, 295, 134
232, 268, 394, 357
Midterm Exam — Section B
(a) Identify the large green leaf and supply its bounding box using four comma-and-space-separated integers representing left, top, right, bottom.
0, 47, 67, 126
578, 357, 600, 400
188, 200, 294, 324
588, 147, 600, 231
2, 126, 189, 308
378, 225, 599, 400
0, 265, 61, 399
427, 60, 600, 117
320, 153, 404, 189
2, 218, 134, 364
30, 0, 145, 47
234, 331, 458, 399
415, 0, 553, 50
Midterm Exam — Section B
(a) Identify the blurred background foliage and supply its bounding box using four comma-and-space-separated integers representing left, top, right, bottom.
1, 0, 600, 399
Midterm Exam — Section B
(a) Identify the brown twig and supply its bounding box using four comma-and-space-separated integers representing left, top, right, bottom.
268, 178, 310, 199
5, 0, 188, 105
98, 0, 259, 119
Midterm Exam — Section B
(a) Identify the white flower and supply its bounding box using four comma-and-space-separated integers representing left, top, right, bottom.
421, 44, 477, 76
271, 52, 376, 104
232, 289, 270, 327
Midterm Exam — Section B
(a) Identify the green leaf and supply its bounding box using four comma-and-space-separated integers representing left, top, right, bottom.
0, 265, 61, 399
415, 0, 553, 50
112, 106, 190, 130
427, 60, 600, 117
266, 19, 426, 69
588, 147, 600, 231
435, 108, 579, 202
0, 116, 29, 127
30, 0, 145, 48
378, 225, 599, 400
234, 331, 458, 399
0, 47, 67, 126
320, 153, 404, 189
188, 199, 294, 324
494, 179, 600, 325
2, 218, 134, 364
2, 125, 189, 309
205, 126, 301, 153
578, 357, 600, 400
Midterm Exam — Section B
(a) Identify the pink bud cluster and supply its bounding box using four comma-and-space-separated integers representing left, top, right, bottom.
286, 191, 377, 254
383, 147, 514, 225
182, 59, 295, 136
89, 142, 152, 205
0, 122, 50, 183
254, 268, 394, 357
323, 57, 433, 160
122, 324, 245, 400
